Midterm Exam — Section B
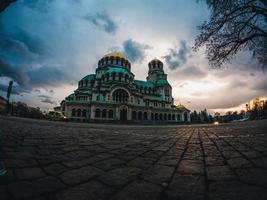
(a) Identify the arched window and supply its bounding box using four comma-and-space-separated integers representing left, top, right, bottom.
82, 109, 86, 117
184, 112, 188, 122
112, 89, 129, 103
108, 110, 113, 118
118, 73, 122, 81
138, 111, 142, 120
172, 114, 175, 120
159, 113, 163, 120
72, 108, 76, 116
143, 112, 148, 120
102, 109, 107, 118
115, 57, 119, 65
77, 109, 81, 117
155, 113, 158, 120
168, 114, 171, 120
164, 113, 167, 120
151, 113, 154, 120
132, 111, 137, 120
95, 108, 101, 118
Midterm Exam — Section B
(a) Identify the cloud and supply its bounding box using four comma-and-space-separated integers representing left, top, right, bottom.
84, 11, 118, 34
163, 40, 190, 70
252, 77, 267, 90
0, 83, 29, 95
27, 66, 72, 87
122, 39, 150, 62
38, 95, 57, 105
0, 58, 29, 87
169, 65, 207, 82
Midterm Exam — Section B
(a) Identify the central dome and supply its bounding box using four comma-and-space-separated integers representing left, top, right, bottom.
104, 52, 128, 60
98, 52, 131, 71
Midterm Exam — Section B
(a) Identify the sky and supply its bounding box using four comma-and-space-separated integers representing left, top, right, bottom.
0, 0, 266, 114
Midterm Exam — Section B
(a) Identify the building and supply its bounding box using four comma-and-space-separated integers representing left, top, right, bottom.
61, 52, 190, 122
0, 96, 7, 113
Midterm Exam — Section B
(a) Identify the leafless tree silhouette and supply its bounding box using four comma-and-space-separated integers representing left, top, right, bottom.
194, 0, 267, 69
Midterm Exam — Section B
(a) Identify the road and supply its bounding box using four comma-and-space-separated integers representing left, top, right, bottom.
0, 116, 267, 200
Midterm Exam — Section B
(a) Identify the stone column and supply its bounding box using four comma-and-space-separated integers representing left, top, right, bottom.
187, 112, 191, 122
91, 105, 95, 119
115, 106, 120, 120
128, 108, 132, 120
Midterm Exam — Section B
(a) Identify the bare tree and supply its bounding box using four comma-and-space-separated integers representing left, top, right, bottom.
194, 0, 267, 69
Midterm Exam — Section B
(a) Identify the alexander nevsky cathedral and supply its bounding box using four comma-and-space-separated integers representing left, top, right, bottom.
60, 52, 190, 123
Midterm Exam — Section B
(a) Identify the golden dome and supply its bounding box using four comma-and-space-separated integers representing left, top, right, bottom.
104, 52, 128, 60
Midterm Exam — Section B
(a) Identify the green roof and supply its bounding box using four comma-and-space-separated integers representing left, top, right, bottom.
134, 80, 155, 88
156, 79, 169, 86
106, 67, 130, 74
143, 95, 162, 101
66, 93, 74, 99
76, 90, 92, 95
81, 74, 95, 81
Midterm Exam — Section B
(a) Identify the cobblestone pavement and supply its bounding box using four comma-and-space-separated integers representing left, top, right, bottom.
0, 116, 267, 200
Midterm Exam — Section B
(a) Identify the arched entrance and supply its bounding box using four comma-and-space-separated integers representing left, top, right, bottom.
120, 108, 127, 120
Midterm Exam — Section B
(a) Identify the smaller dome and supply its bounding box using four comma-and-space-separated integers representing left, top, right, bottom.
149, 58, 163, 64
148, 59, 164, 71
104, 52, 128, 60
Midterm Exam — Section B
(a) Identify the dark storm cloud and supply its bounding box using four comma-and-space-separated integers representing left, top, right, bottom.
170, 65, 206, 81
122, 39, 150, 62
252, 78, 267, 90
38, 94, 57, 105
84, 11, 118, 34
163, 41, 190, 70
27, 66, 71, 87
0, 83, 28, 95
0, 58, 29, 87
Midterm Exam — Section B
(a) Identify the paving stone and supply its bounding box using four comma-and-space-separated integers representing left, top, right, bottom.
8, 176, 65, 199
16, 167, 46, 180
178, 160, 204, 175
0, 185, 7, 200
98, 166, 141, 187
4, 158, 38, 168
209, 181, 267, 200
128, 157, 155, 169
236, 168, 267, 186
168, 173, 205, 193
207, 165, 237, 181
111, 180, 163, 200
227, 157, 253, 168
53, 180, 114, 200
44, 163, 67, 175
141, 164, 175, 184
93, 158, 126, 171
59, 166, 103, 185
163, 189, 205, 200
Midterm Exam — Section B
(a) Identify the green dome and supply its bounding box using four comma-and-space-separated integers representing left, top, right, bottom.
106, 67, 130, 74
81, 74, 95, 81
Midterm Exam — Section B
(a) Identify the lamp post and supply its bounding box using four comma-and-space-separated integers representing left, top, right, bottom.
6, 80, 13, 115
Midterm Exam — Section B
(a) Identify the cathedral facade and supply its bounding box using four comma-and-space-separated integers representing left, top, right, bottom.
61, 52, 190, 123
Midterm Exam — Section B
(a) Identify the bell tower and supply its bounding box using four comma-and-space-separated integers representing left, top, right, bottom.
146, 59, 167, 82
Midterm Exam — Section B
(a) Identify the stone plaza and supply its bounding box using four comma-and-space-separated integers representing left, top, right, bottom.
0, 116, 267, 200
